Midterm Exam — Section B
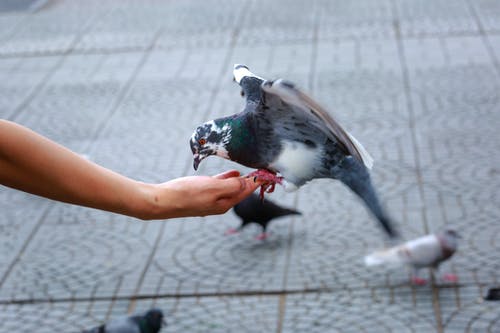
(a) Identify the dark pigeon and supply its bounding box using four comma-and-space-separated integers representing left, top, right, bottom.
190, 65, 397, 238
83, 309, 165, 333
227, 193, 301, 240
485, 288, 500, 301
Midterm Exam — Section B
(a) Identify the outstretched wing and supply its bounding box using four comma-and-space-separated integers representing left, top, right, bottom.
260, 79, 373, 169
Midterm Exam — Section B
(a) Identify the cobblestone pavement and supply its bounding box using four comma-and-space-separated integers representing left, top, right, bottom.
1, 0, 500, 332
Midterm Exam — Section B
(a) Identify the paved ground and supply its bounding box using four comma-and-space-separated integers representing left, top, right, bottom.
1, 0, 500, 332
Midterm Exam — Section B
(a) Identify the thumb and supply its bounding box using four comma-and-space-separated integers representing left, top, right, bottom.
213, 169, 241, 180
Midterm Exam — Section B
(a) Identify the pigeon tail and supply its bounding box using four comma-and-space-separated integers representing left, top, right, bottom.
346, 132, 373, 169
233, 64, 264, 84
331, 156, 398, 238
277, 208, 302, 218
364, 247, 406, 267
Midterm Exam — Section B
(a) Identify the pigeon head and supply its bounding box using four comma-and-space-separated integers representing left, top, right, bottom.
190, 119, 232, 170
142, 308, 165, 333
440, 228, 460, 251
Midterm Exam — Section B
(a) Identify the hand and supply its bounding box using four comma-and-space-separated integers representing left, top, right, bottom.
140, 170, 262, 220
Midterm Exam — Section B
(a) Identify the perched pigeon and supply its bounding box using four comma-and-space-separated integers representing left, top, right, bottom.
190, 64, 397, 238
226, 193, 301, 240
364, 229, 460, 285
83, 309, 165, 333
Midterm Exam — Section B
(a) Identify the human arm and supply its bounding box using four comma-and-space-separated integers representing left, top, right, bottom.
0, 120, 260, 220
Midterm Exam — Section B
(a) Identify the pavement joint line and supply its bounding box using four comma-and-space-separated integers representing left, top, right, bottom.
390, 1, 443, 330
465, 0, 500, 78
276, 294, 287, 333
0, 283, 477, 306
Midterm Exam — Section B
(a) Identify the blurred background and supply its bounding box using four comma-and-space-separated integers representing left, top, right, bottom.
0, 0, 499, 332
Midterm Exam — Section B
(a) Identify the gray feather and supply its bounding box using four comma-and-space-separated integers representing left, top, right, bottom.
365, 229, 459, 269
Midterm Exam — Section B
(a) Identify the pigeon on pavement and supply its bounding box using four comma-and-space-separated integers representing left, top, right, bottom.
82, 309, 165, 333
484, 288, 500, 301
190, 64, 397, 238
364, 229, 460, 285
226, 193, 301, 240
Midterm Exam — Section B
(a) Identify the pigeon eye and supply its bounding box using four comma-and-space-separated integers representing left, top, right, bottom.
198, 138, 206, 145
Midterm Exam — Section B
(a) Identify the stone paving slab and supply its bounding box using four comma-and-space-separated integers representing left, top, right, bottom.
0, 217, 161, 302
283, 289, 438, 332
0, 296, 281, 333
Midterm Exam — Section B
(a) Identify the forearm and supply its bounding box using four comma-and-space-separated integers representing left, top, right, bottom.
0, 120, 155, 218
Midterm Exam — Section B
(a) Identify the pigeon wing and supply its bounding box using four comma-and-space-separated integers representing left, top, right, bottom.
260, 79, 373, 169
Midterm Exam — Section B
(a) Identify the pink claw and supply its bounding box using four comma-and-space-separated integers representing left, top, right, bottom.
411, 276, 428, 286
224, 228, 239, 236
255, 232, 269, 240
247, 169, 283, 200
442, 274, 458, 283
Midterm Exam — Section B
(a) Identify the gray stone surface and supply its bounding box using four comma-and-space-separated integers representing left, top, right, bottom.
0, 0, 500, 332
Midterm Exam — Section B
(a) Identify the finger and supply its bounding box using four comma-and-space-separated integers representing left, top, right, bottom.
213, 169, 240, 180
218, 177, 261, 201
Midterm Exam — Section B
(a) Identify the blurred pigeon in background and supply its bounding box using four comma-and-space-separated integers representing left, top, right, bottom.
364, 229, 460, 285
190, 64, 397, 238
83, 309, 165, 333
484, 288, 500, 301
226, 193, 301, 240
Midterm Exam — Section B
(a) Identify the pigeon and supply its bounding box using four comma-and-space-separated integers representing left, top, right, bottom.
226, 193, 301, 240
364, 229, 460, 285
190, 64, 397, 238
485, 287, 500, 301
83, 309, 165, 333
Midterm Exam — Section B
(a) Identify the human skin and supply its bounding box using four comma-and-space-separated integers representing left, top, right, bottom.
0, 120, 261, 220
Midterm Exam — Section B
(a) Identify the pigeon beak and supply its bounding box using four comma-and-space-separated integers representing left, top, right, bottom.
193, 154, 206, 171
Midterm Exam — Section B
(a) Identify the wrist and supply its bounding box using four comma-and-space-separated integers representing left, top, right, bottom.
129, 182, 167, 220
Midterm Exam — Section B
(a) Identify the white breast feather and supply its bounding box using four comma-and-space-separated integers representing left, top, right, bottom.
270, 140, 320, 186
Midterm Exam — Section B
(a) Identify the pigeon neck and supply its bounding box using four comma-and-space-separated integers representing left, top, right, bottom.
138, 319, 150, 333
437, 235, 455, 260
217, 115, 258, 165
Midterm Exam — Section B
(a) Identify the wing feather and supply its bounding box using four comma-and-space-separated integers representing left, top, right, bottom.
261, 79, 373, 169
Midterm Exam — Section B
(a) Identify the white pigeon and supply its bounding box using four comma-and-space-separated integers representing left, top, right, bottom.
364, 229, 460, 285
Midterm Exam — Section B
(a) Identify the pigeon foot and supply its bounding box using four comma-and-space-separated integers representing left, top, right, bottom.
442, 274, 458, 283
247, 169, 283, 200
411, 276, 428, 286
224, 228, 239, 236
255, 232, 269, 240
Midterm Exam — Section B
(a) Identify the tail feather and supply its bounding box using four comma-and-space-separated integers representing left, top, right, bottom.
364, 247, 405, 267
346, 132, 373, 170
332, 156, 398, 238
280, 208, 302, 217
